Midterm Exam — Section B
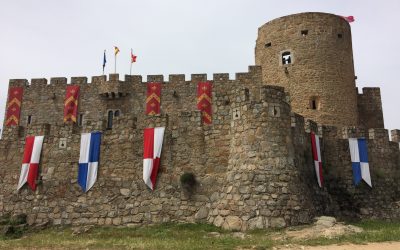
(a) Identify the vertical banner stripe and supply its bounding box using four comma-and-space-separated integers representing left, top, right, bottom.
143, 128, 155, 159
146, 83, 161, 115
64, 85, 80, 123
78, 163, 89, 191
153, 127, 165, 158
352, 162, 362, 185
22, 136, 35, 164
358, 138, 369, 163
349, 138, 360, 162
6, 87, 23, 126
89, 132, 102, 163
197, 82, 212, 124
79, 133, 91, 164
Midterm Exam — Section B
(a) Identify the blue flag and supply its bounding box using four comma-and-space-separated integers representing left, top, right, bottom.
102, 50, 107, 73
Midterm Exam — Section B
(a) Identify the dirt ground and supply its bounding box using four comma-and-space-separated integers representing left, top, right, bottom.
277, 242, 400, 250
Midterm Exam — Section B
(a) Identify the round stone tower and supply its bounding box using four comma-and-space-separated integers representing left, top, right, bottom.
255, 12, 358, 127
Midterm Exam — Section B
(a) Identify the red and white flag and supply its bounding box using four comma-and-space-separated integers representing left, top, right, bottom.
310, 132, 323, 187
143, 127, 165, 190
17, 136, 44, 191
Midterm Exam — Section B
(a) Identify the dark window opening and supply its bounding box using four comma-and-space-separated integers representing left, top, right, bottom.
310, 97, 320, 110
281, 51, 291, 65
338, 33, 343, 38
301, 30, 308, 36
78, 114, 84, 126
114, 110, 120, 117
27, 115, 32, 125
311, 100, 317, 110
107, 110, 114, 129
265, 42, 271, 48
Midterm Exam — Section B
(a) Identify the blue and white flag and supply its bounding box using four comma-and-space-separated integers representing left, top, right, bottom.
78, 132, 102, 192
349, 138, 372, 187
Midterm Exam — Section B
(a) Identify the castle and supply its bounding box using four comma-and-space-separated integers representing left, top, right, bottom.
0, 12, 399, 230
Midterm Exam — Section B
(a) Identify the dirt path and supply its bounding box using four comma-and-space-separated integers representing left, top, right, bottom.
277, 242, 400, 250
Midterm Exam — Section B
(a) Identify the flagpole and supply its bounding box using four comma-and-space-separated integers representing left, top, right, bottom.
114, 53, 117, 74
130, 48, 133, 76
103, 50, 106, 75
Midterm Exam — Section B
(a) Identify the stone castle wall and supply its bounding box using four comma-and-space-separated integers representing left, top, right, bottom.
358, 87, 385, 129
0, 12, 397, 230
0, 66, 399, 229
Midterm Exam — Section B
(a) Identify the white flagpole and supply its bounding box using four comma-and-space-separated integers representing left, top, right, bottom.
130, 48, 133, 76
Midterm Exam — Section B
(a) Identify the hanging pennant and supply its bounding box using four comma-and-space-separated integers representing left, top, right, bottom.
197, 82, 212, 124
143, 127, 165, 190
5, 87, 23, 126
78, 132, 102, 192
64, 85, 80, 122
17, 136, 44, 191
349, 138, 372, 187
310, 132, 323, 187
146, 82, 161, 115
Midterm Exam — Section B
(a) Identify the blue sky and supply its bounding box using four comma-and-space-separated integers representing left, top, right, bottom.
0, 0, 399, 131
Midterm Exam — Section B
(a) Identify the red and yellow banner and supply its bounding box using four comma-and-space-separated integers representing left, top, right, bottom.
146, 83, 161, 115
5, 87, 23, 126
197, 82, 212, 124
64, 85, 80, 122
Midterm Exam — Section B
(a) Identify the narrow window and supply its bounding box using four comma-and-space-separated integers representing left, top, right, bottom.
114, 110, 120, 117
78, 114, 84, 126
310, 97, 320, 110
281, 51, 292, 65
107, 110, 113, 129
27, 115, 32, 125
301, 30, 308, 36
338, 33, 343, 38
311, 100, 317, 110
265, 42, 272, 48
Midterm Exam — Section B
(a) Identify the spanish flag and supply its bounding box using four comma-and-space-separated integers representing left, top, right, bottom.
114, 46, 120, 55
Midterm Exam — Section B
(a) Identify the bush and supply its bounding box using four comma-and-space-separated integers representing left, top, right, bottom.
180, 172, 197, 191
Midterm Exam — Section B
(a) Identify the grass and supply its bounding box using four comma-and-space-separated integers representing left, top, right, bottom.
0, 220, 399, 249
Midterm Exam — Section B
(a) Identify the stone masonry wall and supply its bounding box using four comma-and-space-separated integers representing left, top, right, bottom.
255, 12, 359, 127
0, 67, 399, 229
358, 87, 385, 129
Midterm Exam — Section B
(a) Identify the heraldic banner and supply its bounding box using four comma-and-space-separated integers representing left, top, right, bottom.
64, 85, 80, 122
146, 82, 161, 115
5, 87, 23, 126
197, 82, 212, 124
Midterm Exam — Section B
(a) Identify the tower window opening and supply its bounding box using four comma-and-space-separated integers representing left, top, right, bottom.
310, 97, 320, 110
114, 110, 120, 117
338, 33, 343, 38
27, 115, 32, 125
78, 114, 84, 126
281, 51, 292, 65
265, 42, 272, 48
301, 30, 308, 36
107, 110, 114, 129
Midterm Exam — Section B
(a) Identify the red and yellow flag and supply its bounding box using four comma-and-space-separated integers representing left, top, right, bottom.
146, 83, 161, 115
197, 82, 212, 124
5, 87, 23, 126
63, 85, 80, 122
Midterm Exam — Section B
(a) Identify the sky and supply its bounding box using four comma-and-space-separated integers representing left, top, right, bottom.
0, 0, 399, 132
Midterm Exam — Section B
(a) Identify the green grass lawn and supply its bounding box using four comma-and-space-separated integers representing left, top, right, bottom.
0, 220, 400, 249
